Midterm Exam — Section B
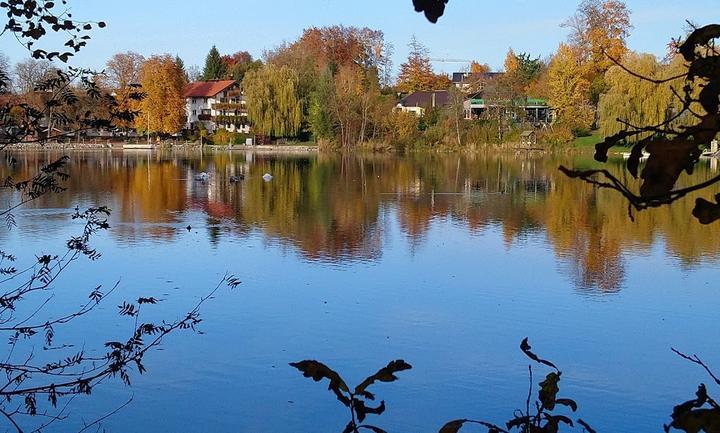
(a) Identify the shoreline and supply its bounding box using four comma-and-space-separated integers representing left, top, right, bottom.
4, 142, 320, 153
2, 141, 619, 156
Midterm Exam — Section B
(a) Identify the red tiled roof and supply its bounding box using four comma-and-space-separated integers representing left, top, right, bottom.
184, 80, 237, 98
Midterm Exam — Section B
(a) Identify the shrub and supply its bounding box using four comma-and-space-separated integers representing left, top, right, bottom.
539, 124, 575, 146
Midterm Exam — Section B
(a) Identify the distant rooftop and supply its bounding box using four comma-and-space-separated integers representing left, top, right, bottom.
399, 90, 450, 108
184, 80, 237, 98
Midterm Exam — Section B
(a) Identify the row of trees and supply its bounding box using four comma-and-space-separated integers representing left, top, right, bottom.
0, 0, 703, 148
240, 25, 397, 147
237, 0, 645, 148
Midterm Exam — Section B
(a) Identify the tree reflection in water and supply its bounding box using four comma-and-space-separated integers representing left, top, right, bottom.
3, 150, 720, 294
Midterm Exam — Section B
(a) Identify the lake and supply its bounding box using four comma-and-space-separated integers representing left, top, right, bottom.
1, 149, 719, 433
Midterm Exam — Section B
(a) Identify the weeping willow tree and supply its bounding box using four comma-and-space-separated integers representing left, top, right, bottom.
243, 64, 303, 137
598, 52, 680, 142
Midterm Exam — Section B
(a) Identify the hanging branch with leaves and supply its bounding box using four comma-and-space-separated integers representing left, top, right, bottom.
439, 338, 595, 433
560, 23, 720, 224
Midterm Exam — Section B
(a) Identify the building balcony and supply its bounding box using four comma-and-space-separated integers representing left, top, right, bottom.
212, 102, 244, 110
198, 114, 212, 121
212, 115, 248, 125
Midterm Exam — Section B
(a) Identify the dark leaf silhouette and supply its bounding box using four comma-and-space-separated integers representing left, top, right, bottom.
292, 359, 411, 432
539, 372, 561, 410
413, 0, 448, 23
577, 419, 597, 433
439, 419, 507, 433
563, 23, 720, 223
692, 196, 720, 225
440, 339, 591, 433
556, 398, 579, 412
521, 338, 558, 370
290, 360, 351, 405
355, 359, 412, 399
439, 420, 466, 433
359, 425, 388, 433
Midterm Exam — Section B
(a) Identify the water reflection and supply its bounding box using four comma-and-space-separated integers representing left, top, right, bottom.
2, 149, 720, 293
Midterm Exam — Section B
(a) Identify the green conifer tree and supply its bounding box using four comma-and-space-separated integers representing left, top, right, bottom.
202, 45, 227, 80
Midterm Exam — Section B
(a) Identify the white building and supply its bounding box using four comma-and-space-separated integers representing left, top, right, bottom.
395, 90, 450, 117
184, 80, 250, 133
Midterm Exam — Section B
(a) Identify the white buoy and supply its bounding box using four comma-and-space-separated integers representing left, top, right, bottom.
262, 173, 273, 182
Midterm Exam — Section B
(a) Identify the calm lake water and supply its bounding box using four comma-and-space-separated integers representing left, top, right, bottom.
2, 149, 720, 432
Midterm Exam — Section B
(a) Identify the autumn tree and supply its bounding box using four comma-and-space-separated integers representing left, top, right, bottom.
264, 25, 393, 142
222, 51, 262, 82
330, 64, 365, 147
483, 49, 543, 120
266, 25, 393, 94
470, 61, 490, 74
547, 44, 594, 135
136, 55, 187, 135
502, 49, 543, 91
243, 64, 303, 137
563, 0, 632, 103
397, 35, 450, 93
504, 48, 520, 75
202, 45, 227, 80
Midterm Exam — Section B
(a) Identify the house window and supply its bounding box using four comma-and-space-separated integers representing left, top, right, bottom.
192, 98, 197, 104
203, 97, 208, 103
192, 110, 197, 116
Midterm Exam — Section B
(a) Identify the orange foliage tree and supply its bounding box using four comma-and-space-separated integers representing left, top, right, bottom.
136, 55, 187, 135
397, 35, 450, 93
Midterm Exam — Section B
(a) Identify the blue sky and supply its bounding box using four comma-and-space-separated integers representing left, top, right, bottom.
2, 0, 719, 75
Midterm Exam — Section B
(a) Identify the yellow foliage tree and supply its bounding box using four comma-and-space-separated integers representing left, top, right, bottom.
548, 44, 594, 134
136, 55, 187, 135
563, 0, 632, 103
503, 48, 519, 74
470, 61, 490, 74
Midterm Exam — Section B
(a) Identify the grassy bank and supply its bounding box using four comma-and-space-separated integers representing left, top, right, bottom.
570, 132, 627, 153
